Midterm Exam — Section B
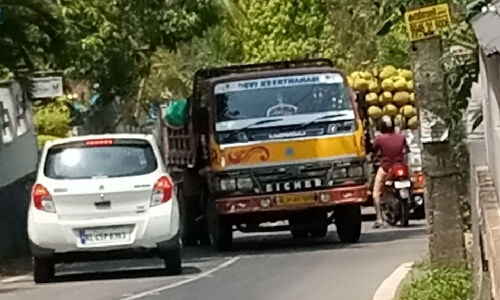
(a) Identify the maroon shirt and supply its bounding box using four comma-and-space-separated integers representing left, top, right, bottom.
373, 133, 408, 172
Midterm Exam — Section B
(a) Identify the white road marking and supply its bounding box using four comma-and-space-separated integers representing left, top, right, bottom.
120, 256, 241, 300
1, 275, 31, 283
372, 262, 413, 300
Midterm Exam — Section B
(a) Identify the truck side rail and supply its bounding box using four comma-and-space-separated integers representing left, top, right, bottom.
159, 104, 196, 172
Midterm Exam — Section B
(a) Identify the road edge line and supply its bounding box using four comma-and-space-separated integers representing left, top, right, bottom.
0, 275, 31, 284
121, 256, 241, 300
373, 262, 413, 300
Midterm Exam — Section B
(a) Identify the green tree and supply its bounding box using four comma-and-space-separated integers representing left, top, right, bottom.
0, 0, 64, 70
53, 0, 220, 131
234, 0, 333, 63
34, 96, 72, 137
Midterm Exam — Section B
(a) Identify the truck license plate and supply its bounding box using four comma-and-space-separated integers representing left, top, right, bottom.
276, 194, 315, 206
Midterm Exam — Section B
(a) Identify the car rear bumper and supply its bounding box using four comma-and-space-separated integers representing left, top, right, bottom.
28, 199, 180, 256
216, 185, 367, 215
30, 233, 180, 261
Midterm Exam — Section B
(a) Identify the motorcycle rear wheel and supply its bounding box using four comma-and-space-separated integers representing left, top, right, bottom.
400, 198, 410, 227
383, 193, 398, 226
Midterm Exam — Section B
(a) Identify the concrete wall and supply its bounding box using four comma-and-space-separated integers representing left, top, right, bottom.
0, 80, 38, 258
0, 176, 32, 258
479, 54, 500, 199
0, 80, 38, 187
468, 52, 500, 299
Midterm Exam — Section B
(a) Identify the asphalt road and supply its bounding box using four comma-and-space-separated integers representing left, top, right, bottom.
0, 217, 427, 300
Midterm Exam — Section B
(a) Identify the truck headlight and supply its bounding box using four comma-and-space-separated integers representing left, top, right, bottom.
331, 168, 347, 179
339, 120, 355, 132
327, 124, 337, 134
348, 166, 364, 177
237, 177, 253, 190
220, 178, 236, 191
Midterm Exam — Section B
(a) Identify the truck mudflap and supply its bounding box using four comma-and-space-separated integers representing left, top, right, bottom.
216, 185, 367, 214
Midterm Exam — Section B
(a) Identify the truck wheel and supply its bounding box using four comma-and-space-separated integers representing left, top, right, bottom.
207, 199, 232, 251
161, 244, 182, 275
291, 228, 309, 239
178, 187, 199, 246
310, 211, 328, 238
33, 256, 55, 283
335, 204, 362, 243
289, 214, 310, 239
311, 226, 328, 238
198, 221, 211, 245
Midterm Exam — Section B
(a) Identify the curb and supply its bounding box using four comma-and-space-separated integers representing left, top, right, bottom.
373, 262, 413, 300
0, 275, 31, 284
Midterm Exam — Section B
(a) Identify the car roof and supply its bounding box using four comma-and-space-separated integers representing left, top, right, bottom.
45, 134, 152, 148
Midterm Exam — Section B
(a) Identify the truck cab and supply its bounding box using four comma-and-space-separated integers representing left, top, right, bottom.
159, 59, 369, 250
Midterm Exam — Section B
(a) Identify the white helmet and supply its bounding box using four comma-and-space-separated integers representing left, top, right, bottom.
380, 115, 394, 132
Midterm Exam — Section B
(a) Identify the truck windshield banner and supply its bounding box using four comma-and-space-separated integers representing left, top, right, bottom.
214, 73, 344, 94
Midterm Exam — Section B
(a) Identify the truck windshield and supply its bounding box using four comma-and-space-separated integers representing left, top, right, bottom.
214, 73, 352, 125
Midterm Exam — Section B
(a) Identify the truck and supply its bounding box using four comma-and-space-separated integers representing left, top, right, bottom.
157, 59, 369, 250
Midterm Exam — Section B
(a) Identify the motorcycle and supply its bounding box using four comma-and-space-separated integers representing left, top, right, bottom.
382, 164, 412, 227
410, 171, 425, 219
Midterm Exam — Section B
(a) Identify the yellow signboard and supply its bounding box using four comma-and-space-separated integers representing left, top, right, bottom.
405, 4, 452, 42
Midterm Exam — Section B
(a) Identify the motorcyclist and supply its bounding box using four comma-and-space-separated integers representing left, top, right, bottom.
372, 116, 409, 228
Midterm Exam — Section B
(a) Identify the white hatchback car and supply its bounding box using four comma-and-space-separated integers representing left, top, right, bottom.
28, 134, 181, 283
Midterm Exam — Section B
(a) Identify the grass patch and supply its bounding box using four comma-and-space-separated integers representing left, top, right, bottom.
396, 261, 472, 300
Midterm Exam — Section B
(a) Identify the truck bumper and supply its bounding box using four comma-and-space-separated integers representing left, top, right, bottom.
217, 185, 367, 215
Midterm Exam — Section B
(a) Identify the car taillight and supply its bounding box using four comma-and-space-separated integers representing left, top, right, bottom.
151, 176, 173, 207
85, 139, 114, 146
32, 184, 56, 213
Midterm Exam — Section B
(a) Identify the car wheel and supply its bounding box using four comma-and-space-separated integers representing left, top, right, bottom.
162, 245, 182, 275
335, 204, 362, 243
33, 256, 55, 283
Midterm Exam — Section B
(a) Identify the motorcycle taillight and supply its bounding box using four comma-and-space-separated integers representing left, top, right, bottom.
392, 165, 409, 178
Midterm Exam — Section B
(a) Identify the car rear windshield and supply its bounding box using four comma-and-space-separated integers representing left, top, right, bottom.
44, 139, 158, 179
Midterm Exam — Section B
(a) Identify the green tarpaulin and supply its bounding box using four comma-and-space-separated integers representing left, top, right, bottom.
165, 98, 187, 127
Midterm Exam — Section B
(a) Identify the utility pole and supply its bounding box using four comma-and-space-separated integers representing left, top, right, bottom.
406, 4, 466, 266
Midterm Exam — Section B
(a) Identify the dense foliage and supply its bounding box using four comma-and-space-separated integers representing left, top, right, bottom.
0, 0, 487, 143
398, 262, 472, 300
1, 0, 220, 133
33, 96, 72, 138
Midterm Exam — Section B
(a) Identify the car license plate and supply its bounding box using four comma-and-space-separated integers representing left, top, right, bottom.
276, 194, 315, 206
78, 226, 131, 246
394, 180, 411, 189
